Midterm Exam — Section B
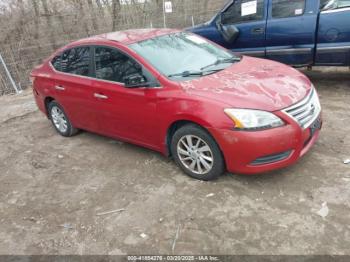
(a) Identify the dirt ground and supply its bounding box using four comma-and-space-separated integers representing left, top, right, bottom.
0, 68, 349, 255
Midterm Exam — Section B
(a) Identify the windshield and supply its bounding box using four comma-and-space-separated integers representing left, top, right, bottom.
129, 32, 239, 80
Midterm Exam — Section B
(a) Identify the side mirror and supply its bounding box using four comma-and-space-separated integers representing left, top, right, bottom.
124, 73, 148, 88
219, 23, 239, 44
215, 13, 222, 28
216, 11, 239, 44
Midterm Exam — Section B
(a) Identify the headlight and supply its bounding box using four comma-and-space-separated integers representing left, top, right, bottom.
224, 109, 284, 130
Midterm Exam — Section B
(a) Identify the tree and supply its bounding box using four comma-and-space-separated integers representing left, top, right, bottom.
112, 0, 121, 31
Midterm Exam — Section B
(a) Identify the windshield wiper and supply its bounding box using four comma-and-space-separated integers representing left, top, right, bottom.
168, 70, 204, 78
200, 57, 241, 71
168, 68, 224, 78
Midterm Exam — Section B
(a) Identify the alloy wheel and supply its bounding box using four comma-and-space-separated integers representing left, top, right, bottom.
177, 135, 214, 175
51, 106, 68, 133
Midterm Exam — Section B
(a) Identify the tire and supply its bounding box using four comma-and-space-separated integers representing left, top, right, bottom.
171, 124, 225, 181
48, 101, 78, 137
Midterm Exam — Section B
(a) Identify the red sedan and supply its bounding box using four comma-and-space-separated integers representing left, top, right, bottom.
31, 29, 322, 180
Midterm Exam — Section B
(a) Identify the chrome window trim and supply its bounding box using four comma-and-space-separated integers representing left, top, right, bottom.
49, 61, 126, 86
49, 45, 162, 88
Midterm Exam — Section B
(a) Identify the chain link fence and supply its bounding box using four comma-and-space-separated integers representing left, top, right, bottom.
0, 0, 227, 96
0, 53, 20, 95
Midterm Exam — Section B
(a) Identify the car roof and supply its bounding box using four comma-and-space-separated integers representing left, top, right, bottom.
74, 28, 181, 46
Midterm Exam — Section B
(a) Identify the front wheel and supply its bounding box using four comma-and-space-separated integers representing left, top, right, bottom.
171, 124, 225, 181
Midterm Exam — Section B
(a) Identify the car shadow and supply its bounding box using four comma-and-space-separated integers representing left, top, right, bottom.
78, 129, 298, 184
302, 68, 350, 87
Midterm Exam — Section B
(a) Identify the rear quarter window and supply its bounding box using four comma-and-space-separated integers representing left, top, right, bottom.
51, 55, 62, 71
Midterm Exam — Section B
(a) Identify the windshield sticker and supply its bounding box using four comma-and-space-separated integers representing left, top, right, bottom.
186, 35, 207, 44
241, 1, 257, 16
295, 9, 303, 15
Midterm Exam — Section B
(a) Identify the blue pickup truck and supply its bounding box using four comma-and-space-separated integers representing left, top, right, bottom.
189, 0, 350, 67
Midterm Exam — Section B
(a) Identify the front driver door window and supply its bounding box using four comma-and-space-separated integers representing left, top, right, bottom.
219, 0, 266, 57
94, 46, 146, 85
222, 0, 265, 24
92, 46, 158, 145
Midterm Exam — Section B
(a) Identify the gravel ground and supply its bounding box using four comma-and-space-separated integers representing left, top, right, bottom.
0, 68, 349, 255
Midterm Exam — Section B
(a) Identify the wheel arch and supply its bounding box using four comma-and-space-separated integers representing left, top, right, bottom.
44, 96, 55, 118
165, 118, 221, 158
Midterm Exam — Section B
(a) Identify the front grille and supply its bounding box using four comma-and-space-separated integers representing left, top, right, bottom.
250, 150, 292, 166
283, 87, 321, 129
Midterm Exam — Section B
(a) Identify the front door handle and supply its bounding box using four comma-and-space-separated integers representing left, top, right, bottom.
94, 93, 108, 100
251, 27, 264, 34
55, 85, 65, 91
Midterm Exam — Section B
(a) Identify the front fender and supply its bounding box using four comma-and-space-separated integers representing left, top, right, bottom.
157, 97, 233, 155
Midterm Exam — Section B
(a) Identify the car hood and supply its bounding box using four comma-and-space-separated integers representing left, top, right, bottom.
179, 56, 312, 112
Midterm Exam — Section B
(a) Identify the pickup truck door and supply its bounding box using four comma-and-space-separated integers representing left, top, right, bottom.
316, 1, 350, 66
265, 0, 318, 65
217, 0, 268, 57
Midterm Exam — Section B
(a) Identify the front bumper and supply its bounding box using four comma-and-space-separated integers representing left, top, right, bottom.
208, 112, 322, 175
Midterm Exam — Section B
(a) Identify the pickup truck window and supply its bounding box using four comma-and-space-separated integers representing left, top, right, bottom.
321, 0, 350, 10
272, 0, 305, 18
222, 0, 264, 25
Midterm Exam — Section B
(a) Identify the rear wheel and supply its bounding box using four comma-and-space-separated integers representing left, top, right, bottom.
48, 101, 78, 137
171, 124, 225, 181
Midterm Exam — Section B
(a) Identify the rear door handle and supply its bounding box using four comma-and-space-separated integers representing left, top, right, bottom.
55, 85, 65, 91
251, 27, 264, 34
94, 93, 108, 99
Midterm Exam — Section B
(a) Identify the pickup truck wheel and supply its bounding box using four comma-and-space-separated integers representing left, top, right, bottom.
48, 101, 78, 137
171, 124, 225, 181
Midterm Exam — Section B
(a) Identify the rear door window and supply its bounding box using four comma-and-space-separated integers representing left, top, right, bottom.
272, 0, 306, 18
222, 0, 265, 25
60, 47, 91, 76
